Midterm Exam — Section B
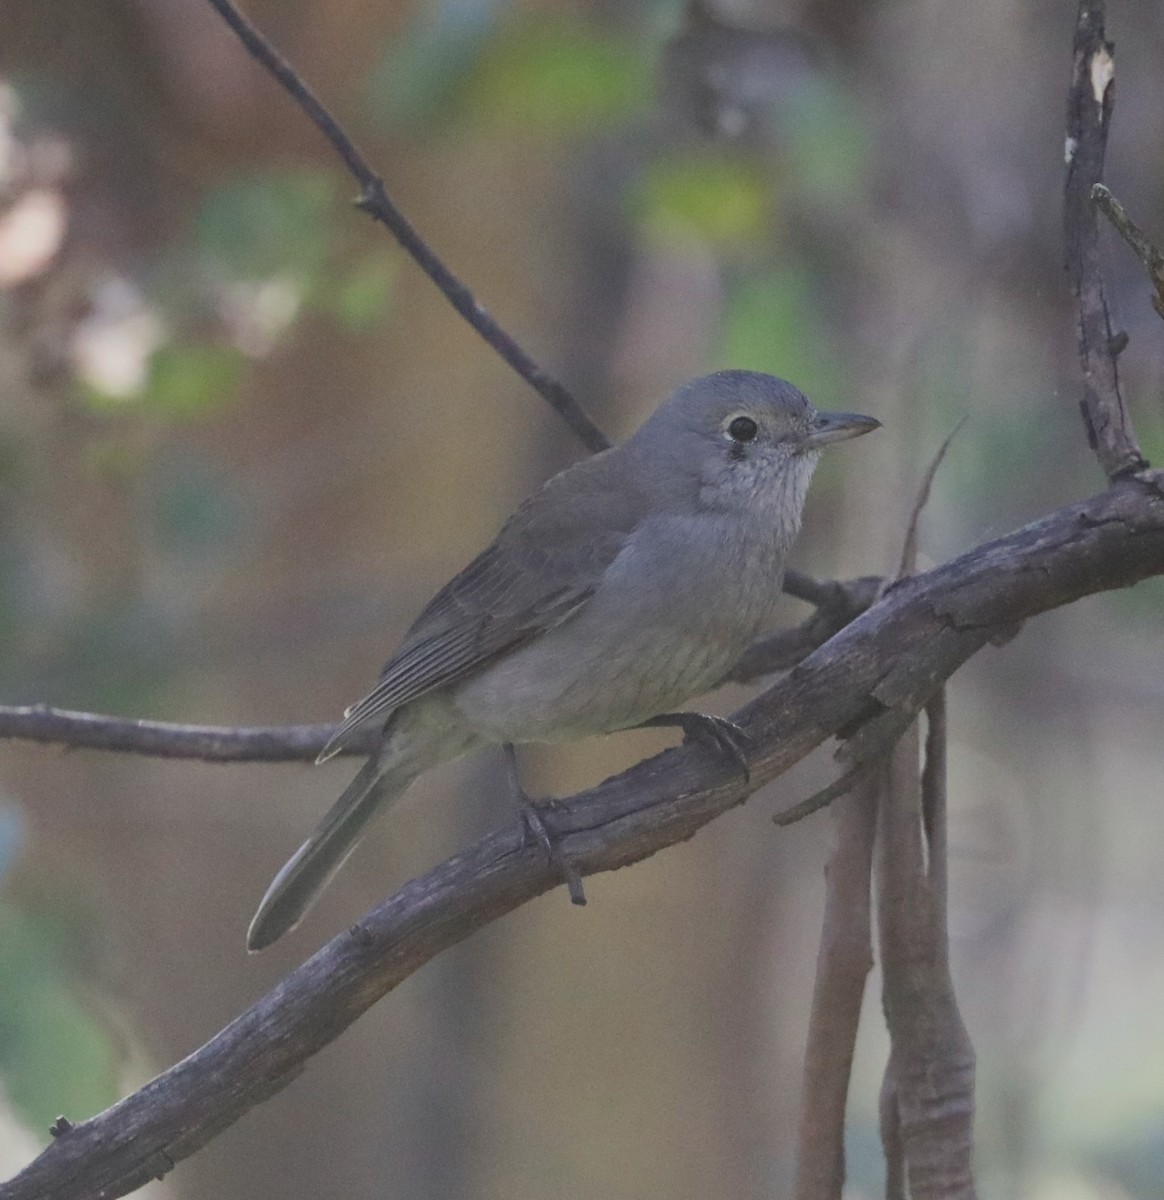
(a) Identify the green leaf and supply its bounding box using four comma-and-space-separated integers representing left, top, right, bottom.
366, 1, 496, 127
631, 155, 770, 245
0, 903, 118, 1133
720, 269, 844, 404
319, 252, 399, 329
464, 13, 650, 135
784, 82, 868, 207
196, 171, 336, 282
141, 344, 245, 421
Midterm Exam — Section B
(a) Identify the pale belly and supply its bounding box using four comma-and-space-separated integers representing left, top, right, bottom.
451, 542, 784, 743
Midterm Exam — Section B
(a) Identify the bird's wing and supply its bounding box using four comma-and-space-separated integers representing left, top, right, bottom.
317, 449, 647, 761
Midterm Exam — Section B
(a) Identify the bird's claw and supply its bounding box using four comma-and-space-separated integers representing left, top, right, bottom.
640, 712, 753, 782
505, 746, 587, 905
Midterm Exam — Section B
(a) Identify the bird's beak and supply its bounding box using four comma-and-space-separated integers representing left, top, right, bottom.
802, 411, 881, 450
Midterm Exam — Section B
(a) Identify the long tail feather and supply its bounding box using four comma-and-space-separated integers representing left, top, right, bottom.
247, 752, 414, 951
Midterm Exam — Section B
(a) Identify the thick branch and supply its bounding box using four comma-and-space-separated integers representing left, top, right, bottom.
203, 0, 611, 454
1064, 0, 1147, 478
4, 473, 1164, 1200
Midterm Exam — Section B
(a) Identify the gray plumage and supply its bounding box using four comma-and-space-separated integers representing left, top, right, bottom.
247, 371, 878, 950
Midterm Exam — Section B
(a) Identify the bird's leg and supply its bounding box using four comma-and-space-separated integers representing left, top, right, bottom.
503, 743, 587, 905
633, 712, 752, 782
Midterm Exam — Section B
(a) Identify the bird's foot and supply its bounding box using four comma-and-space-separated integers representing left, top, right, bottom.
636, 712, 752, 782
504, 745, 587, 905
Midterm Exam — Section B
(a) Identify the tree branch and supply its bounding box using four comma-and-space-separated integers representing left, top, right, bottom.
4, 473, 1164, 1200
1091, 183, 1164, 320
876, 690, 976, 1200
202, 0, 611, 454
1064, 0, 1147, 478
0, 708, 373, 762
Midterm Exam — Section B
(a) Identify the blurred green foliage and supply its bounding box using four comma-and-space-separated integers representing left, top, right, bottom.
142, 345, 246, 422
367, 0, 500, 127
783, 82, 868, 209
0, 899, 117, 1134
196, 171, 336, 284
631, 155, 771, 245
720, 269, 845, 408
461, 12, 651, 134
316, 251, 400, 330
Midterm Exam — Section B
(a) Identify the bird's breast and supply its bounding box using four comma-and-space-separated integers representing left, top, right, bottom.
451, 511, 791, 742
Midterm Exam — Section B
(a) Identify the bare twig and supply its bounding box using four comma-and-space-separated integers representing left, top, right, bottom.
202, 0, 611, 454
772, 762, 876, 827
5, 477, 1162, 1200
895, 419, 965, 584
1091, 183, 1164, 320
1064, 0, 1147, 478
791, 776, 877, 1200
0, 707, 372, 762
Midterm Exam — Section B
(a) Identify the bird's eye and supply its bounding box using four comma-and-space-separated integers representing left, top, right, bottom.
727, 416, 759, 443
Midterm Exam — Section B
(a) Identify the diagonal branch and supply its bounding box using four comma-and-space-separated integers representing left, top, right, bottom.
1064, 0, 1147, 478
203, 0, 611, 454
3, 474, 1164, 1200
1091, 183, 1164, 320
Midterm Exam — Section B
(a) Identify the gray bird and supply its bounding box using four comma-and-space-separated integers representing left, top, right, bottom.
248, 371, 878, 950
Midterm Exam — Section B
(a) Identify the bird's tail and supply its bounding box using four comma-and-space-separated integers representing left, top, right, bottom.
247, 739, 420, 952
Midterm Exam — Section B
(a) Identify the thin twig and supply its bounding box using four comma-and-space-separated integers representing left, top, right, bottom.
0, 707, 370, 762
895, 419, 965, 584
1091, 183, 1164, 320
1064, 0, 1147, 478
202, 0, 611, 454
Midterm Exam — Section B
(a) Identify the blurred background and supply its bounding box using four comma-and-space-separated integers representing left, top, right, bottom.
0, 0, 1163, 1196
